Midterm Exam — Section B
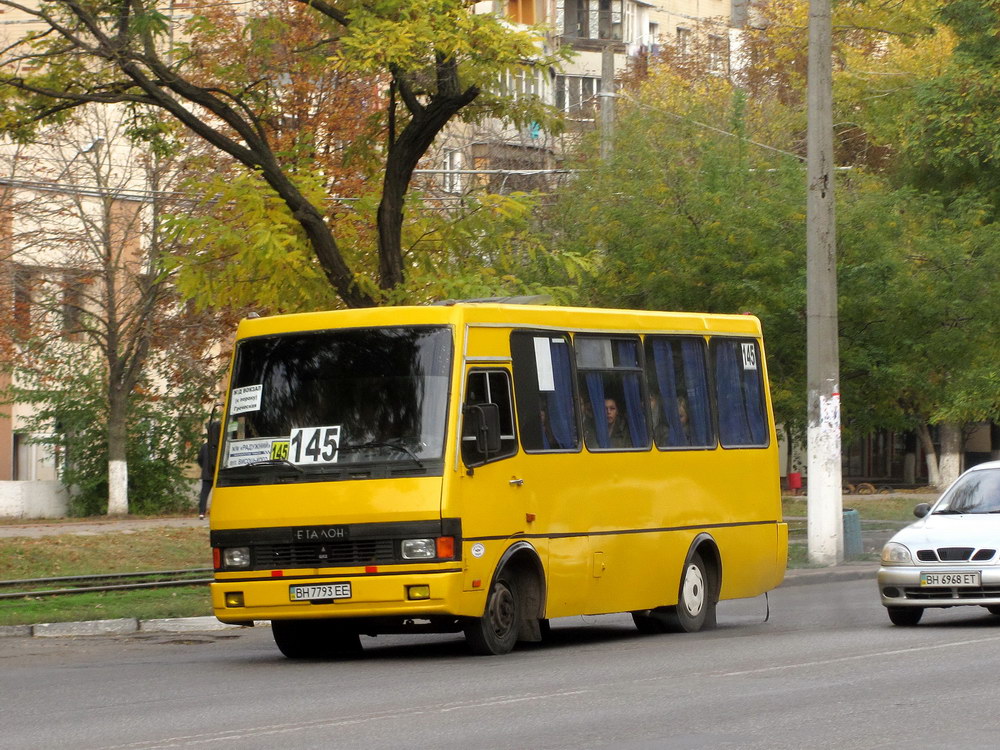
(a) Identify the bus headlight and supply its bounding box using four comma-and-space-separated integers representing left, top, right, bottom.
223, 547, 251, 569
401, 538, 435, 559
881, 542, 913, 565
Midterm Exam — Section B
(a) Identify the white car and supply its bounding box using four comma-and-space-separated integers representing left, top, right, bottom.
878, 461, 1000, 626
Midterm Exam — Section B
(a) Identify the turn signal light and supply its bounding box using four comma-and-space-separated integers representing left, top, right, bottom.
436, 536, 455, 559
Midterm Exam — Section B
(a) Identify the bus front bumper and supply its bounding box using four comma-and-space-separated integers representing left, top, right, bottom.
211, 568, 472, 624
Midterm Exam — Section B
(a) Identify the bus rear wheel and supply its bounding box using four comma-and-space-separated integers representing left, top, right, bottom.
464, 575, 520, 655
271, 618, 362, 659
666, 551, 713, 632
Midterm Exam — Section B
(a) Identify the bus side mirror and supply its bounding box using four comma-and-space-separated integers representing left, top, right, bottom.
464, 403, 501, 458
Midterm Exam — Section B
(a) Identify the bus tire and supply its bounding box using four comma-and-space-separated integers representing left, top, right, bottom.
631, 610, 670, 634
464, 574, 520, 656
664, 551, 713, 633
271, 619, 363, 659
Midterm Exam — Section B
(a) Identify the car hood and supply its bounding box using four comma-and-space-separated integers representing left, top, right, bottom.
890, 513, 1000, 551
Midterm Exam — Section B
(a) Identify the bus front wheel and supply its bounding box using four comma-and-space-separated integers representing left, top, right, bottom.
464, 575, 520, 655
271, 618, 362, 659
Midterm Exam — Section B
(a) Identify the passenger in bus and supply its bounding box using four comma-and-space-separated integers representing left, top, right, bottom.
649, 393, 670, 446
604, 397, 631, 449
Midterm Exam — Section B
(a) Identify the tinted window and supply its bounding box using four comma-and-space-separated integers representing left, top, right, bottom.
575, 336, 649, 451
644, 336, 715, 449
220, 327, 452, 479
511, 332, 580, 452
713, 338, 768, 448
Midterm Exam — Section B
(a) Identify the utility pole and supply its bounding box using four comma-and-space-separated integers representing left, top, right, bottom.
806, 0, 843, 565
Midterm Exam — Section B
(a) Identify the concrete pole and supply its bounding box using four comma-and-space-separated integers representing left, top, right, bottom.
600, 43, 615, 160
806, 0, 843, 565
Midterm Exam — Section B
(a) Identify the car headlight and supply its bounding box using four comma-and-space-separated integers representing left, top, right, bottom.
222, 547, 251, 569
881, 542, 913, 565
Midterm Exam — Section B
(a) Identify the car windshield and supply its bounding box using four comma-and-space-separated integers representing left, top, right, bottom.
933, 467, 1000, 514
218, 326, 452, 482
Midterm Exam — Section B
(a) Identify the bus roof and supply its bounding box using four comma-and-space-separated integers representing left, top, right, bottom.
234, 304, 763, 340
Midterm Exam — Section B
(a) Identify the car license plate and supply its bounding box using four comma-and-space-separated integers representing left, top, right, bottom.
920, 571, 981, 587
289, 582, 352, 601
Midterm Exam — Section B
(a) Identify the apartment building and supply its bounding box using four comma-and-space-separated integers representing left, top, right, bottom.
421, 0, 742, 199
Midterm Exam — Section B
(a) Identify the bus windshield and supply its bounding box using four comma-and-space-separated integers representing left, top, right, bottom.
219, 326, 452, 483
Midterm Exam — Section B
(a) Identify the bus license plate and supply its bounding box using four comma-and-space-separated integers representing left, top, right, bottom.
289, 583, 352, 601
920, 571, 981, 587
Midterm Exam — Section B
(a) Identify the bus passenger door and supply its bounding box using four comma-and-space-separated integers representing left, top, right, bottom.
457, 368, 527, 553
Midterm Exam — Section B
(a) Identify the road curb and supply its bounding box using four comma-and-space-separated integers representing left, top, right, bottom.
780, 563, 878, 587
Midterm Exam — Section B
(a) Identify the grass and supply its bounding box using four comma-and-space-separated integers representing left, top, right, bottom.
0, 526, 211, 627
0, 496, 931, 626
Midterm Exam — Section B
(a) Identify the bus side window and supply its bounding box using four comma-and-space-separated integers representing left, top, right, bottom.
462, 369, 518, 466
645, 336, 715, 449
575, 336, 649, 452
712, 339, 769, 448
510, 331, 580, 452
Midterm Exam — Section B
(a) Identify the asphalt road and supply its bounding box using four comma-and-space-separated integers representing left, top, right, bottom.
4, 576, 1000, 749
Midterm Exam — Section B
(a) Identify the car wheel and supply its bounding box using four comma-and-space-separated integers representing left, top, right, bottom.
271, 619, 363, 659
464, 575, 520, 655
886, 606, 923, 626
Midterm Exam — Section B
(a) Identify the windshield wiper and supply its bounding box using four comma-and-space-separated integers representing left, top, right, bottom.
339, 441, 425, 469
220, 459, 304, 474
932, 508, 964, 515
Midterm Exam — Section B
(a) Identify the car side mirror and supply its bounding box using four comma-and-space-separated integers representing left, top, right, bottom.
914, 503, 931, 518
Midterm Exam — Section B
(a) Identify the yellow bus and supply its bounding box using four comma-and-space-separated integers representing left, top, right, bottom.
210, 303, 787, 657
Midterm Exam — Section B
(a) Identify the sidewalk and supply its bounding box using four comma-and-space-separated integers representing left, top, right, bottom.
0, 516, 205, 538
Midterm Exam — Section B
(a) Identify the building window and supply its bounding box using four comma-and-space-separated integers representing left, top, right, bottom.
507, 0, 535, 25
676, 27, 691, 55
555, 75, 601, 118
708, 34, 728, 73
564, 0, 589, 38
443, 149, 462, 194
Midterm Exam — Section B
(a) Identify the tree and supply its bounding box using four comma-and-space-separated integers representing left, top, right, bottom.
0, 0, 566, 308
0, 109, 227, 514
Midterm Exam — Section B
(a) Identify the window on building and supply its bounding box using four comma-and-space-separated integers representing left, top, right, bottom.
648, 22, 660, 49
676, 26, 691, 55
507, 0, 535, 25
564, 0, 589, 37
61, 271, 88, 341
708, 34, 728, 73
511, 331, 580, 452
13, 266, 37, 338
442, 149, 463, 194
555, 75, 601, 118
597, 0, 620, 40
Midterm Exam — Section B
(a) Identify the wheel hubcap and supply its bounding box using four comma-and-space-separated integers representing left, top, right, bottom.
681, 563, 705, 616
